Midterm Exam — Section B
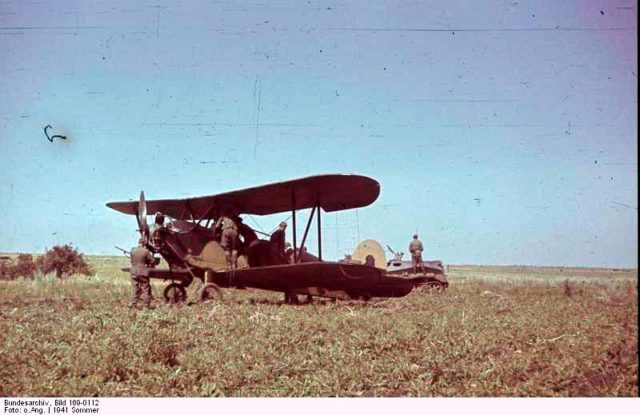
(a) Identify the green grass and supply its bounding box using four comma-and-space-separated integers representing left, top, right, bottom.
0, 258, 637, 397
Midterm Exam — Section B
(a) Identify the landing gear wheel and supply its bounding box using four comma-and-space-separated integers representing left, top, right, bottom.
163, 283, 187, 304
284, 292, 299, 305
199, 283, 223, 302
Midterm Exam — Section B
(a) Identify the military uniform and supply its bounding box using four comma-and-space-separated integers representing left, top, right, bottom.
215, 216, 239, 269
409, 237, 424, 273
270, 224, 287, 264
130, 244, 154, 308
149, 213, 166, 249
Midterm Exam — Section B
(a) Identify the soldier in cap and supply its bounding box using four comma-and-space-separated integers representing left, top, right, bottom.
150, 212, 166, 249
129, 238, 156, 309
214, 214, 239, 270
409, 233, 424, 274
270, 221, 287, 264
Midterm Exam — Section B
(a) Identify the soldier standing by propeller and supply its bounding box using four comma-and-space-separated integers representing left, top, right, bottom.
409, 233, 425, 274
129, 238, 156, 309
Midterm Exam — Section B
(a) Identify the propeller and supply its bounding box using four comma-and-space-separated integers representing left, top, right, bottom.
137, 191, 150, 243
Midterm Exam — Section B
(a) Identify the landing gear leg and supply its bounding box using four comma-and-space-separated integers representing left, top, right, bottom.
284, 291, 299, 305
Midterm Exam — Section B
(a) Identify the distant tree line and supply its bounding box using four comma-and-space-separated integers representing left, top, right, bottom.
0, 244, 94, 280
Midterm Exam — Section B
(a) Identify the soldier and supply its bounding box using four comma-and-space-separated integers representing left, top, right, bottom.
409, 234, 424, 274
129, 238, 155, 309
236, 216, 258, 250
150, 212, 166, 248
270, 221, 287, 263
214, 214, 239, 270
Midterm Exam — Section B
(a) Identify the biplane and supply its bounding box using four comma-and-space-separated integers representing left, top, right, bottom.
106, 174, 446, 303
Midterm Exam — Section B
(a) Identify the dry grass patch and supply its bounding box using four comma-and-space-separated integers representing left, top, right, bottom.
0, 259, 636, 396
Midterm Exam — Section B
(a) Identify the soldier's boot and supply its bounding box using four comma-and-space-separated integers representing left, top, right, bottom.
141, 292, 152, 309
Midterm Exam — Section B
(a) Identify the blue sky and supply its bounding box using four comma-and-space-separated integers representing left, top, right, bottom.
0, 0, 637, 267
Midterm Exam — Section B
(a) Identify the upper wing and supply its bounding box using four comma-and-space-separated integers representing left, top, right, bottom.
106, 174, 380, 218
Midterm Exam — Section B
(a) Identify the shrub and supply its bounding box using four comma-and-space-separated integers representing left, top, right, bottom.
36, 244, 94, 278
0, 258, 13, 280
11, 254, 38, 279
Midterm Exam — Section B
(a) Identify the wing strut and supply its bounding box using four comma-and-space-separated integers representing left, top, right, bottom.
317, 200, 322, 261
291, 190, 297, 263
185, 202, 196, 221
194, 204, 215, 227
297, 205, 316, 262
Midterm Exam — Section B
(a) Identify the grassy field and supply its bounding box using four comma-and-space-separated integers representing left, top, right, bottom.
0, 256, 637, 397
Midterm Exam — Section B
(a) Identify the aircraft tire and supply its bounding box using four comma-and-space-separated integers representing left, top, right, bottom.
164, 283, 187, 304
199, 283, 223, 302
284, 291, 299, 305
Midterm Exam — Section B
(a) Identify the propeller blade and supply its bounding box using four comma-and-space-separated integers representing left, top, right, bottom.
138, 191, 149, 241
139, 191, 147, 221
